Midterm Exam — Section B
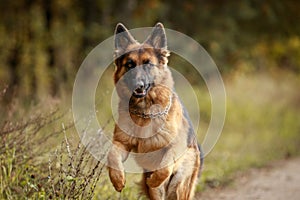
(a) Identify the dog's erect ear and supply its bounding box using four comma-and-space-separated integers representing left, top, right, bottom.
114, 23, 136, 52
144, 22, 167, 50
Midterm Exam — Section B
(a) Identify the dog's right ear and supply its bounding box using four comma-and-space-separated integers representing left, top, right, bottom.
114, 23, 136, 55
144, 22, 167, 50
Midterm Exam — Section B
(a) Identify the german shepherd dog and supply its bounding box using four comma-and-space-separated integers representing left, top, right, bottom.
107, 23, 203, 200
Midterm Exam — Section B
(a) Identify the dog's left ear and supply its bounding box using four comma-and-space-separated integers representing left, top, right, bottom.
114, 23, 136, 54
144, 22, 167, 50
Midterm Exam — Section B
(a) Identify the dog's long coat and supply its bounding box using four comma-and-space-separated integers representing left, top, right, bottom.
107, 22, 203, 200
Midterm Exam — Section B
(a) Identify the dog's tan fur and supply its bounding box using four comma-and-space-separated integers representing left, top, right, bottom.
107, 23, 202, 200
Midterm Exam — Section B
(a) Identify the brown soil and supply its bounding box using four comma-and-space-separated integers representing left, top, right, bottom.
196, 157, 300, 200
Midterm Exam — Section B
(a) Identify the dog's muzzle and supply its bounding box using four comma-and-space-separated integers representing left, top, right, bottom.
132, 80, 151, 98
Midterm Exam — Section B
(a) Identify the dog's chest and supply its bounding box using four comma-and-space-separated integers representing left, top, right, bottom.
122, 118, 173, 153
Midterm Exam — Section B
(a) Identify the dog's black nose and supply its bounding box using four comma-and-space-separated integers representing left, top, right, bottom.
136, 80, 145, 89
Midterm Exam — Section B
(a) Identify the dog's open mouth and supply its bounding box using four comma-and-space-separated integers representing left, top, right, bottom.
132, 84, 151, 98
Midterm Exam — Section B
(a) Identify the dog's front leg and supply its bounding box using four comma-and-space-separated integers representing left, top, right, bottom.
107, 141, 129, 192
146, 148, 176, 188
147, 166, 173, 188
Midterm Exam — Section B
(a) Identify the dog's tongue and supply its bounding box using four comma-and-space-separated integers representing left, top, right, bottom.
133, 88, 146, 96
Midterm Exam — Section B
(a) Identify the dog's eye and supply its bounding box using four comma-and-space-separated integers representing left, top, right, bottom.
125, 59, 136, 69
143, 59, 153, 66
143, 59, 150, 64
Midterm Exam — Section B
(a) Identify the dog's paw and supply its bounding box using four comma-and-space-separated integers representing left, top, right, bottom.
109, 168, 126, 192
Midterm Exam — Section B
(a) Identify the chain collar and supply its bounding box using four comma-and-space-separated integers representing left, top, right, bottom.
129, 93, 173, 119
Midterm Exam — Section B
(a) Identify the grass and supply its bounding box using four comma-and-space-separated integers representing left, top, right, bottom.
0, 87, 107, 199
47, 135, 105, 199
1, 69, 300, 199
197, 69, 300, 189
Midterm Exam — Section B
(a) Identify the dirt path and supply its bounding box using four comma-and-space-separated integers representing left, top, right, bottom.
196, 157, 300, 200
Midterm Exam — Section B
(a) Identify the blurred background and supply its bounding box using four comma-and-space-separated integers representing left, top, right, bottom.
1, 0, 300, 199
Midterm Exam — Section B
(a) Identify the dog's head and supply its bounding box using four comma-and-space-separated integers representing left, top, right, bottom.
113, 23, 173, 99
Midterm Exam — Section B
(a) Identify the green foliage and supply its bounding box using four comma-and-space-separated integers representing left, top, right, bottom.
0, 107, 59, 199
1, 0, 300, 99
46, 135, 106, 200
198, 70, 300, 190
0, 106, 107, 199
